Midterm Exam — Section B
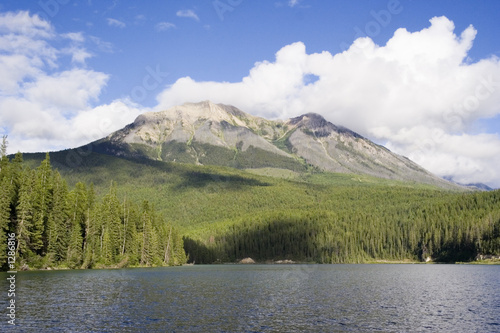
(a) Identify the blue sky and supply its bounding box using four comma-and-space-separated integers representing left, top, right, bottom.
1, 0, 500, 187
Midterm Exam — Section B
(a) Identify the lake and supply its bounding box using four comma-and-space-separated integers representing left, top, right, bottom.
1, 264, 499, 332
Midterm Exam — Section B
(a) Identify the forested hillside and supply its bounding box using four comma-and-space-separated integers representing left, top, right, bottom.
184, 191, 500, 264
4, 148, 500, 268
0, 151, 186, 270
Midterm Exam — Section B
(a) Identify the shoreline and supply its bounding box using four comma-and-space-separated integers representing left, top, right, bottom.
4, 258, 499, 272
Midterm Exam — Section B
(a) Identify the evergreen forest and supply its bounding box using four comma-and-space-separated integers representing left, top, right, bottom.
1, 143, 499, 269
0, 150, 186, 270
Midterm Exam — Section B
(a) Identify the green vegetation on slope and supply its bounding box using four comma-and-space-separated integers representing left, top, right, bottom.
13, 149, 500, 266
184, 193, 500, 264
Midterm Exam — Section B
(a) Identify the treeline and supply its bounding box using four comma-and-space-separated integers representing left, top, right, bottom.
184, 191, 500, 264
0, 150, 186, 270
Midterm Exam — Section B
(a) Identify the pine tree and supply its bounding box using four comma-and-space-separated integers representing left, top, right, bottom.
9, 153, 24, 225
32, 153, 53, 254
46, 171, 69, 263
0, 153, 11, 265
124, 204, 139, 265
66, 182, 87, 267
140, 201, 157, 266
162, 224, 173, 265
81, 183, 96, 268
67, 218, 83, 268
101, 227, 113, 266
82, 198, 101, 268
16, 168, 35, 259
100, 182, 122, 263
0, 135, 7, 159
172, 227, 187, 265
121, 198, 139, 265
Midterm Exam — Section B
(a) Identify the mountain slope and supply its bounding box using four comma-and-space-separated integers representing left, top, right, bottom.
285, 113, 450, 187
89, 101, 462, 190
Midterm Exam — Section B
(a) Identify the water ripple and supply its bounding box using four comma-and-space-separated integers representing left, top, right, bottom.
0, 264, 498, 332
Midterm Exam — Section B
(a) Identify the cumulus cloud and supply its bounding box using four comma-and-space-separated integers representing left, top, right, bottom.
61, 32, 85, 43
63, 46, 93, 64
0, 10, 53, 38
59, 31, 93, 64
155, 16, 500, 187
3, 99, 142, 154
176, 9, 199, 21
0, 11, 141, 153
23, 69, 108, 112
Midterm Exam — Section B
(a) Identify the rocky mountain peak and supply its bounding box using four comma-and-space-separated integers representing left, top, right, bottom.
288, 112, 362, 139
289, 113, 329, 128
132, 101, 249, 129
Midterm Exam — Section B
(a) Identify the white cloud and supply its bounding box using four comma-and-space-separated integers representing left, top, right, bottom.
0, 33, 58, 68
106, 17, 126, 28
176, 9, 199, 21
156, 22, 176, 32
63, 46, 93, 64
0, 11, 141, 154
69, 100, 144, 146
0, 13, 58, 95
61, 32, 85, 43
288, 0, 300, 7
24, 69, 109, 112
384, 128, 500, 186
60, 31, 93, 64
89, 36, 114, 53
0, 54, 41, 93
155, 16, 500, 188
3, 99, 143, 153
0, 10, 53, 38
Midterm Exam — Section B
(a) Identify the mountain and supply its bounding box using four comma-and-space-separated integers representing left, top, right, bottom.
89, 101, 462, 190
464, 183, 493, 191
442, 176, 493, 191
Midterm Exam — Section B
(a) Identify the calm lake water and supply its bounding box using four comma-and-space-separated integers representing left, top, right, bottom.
1, 264, 499, 332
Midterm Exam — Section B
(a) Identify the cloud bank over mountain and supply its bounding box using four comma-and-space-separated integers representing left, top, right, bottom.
155, 17, 500, 187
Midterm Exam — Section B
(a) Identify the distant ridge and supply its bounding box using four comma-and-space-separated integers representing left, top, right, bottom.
443, 176, 493, 191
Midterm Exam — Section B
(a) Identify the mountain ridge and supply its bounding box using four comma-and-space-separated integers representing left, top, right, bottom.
90, 101, 464, 190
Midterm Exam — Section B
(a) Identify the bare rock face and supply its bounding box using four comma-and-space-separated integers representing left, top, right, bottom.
285, 113, 450, 186
90, 101, 463, 190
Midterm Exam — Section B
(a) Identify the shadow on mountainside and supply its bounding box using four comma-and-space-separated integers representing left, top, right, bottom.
174, 170, 271, 191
